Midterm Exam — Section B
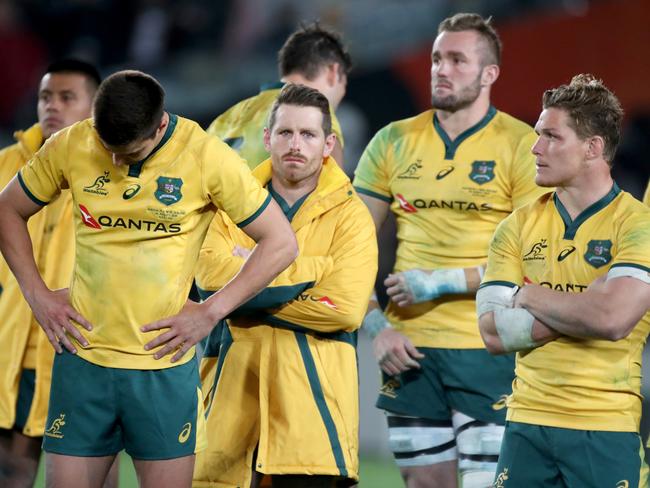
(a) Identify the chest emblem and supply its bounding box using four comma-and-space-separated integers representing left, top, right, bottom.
83, 171, 110, 196
397, 160, 422, 179
155, 177, 183, 206
469, 160, 496, 185
584, 239, 612, 268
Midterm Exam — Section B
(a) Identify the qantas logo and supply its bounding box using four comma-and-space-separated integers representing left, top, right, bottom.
79, 205, 101, 229
395, 194, 417, 213
318, 297, 338, 310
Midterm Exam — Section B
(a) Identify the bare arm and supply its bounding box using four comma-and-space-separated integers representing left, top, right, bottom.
516, 277, 650, 341
0, 178, 92, 353
142, 198, 298, 361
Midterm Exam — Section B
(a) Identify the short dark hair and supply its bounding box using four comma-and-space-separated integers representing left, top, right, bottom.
543, 74, 623, 164
278, 22, 352, 80
268, 84, 332, 135
46, 59, 102, 93
93, 70, 165, 146
438, 13, 502, 66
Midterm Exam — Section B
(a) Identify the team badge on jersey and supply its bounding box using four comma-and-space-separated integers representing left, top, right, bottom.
83, 171, 110, 196
469, 160, 496, 185
155, 177, 183, 206
584, 239, 612, 268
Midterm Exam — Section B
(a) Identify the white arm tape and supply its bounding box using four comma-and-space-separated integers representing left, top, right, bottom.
475, 285, 519, 317
403, 268, 468, 303
607, 266, 650, 284
494, 308, 538, 352
363, 308, 392, 339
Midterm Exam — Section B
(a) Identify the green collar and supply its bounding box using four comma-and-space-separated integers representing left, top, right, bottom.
554, 182, 621, 240
259, 81, 285, 92
433, 106, 497, 160
267, 181, 312, 222
128, 113, 178, 178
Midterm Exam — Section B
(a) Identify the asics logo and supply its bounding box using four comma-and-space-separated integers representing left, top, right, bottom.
436, 166, 455, 180
178, 422, 192, 443
123, 184, 141, 200
557, 246, 576, 262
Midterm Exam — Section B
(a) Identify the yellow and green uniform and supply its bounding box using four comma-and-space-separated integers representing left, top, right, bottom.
207, 82, 344, 169
193, 157, 377, 487
0, 123, 74, 436
18, 114, 271, 371
353, 106, 544, 348
482, 185, 650, 432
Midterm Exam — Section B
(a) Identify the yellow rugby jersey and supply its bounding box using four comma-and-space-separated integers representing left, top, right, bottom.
643, 180, 649, 206
482, 185, 650, 432
18, 114, 271, 370
354, 107, 544, 348
207, 82, 344, 169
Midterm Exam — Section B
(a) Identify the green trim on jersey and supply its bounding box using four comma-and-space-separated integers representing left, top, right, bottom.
295, 331, 349, 478
237, 192, 272, 228
128, 113, 179, 178
554, 182, 621, 239
353, 186, 392, 203
268, 181, 313, 222
479, 280, 518, 289
611, 262, 650, 273
17, 172, 48, 205
264, 315, 357, 347
259, 81, 285, 91
434, 105, 497, 160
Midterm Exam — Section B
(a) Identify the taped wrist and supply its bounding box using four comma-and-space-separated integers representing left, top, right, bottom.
363, 308, 392, 339
404, 268, 468, 303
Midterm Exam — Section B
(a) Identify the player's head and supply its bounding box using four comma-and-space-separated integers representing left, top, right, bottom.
278, 22, 352, 110
532, 74, 623, 187
94, 70, 167, 166
38, 59, 101, 139
431, 13, 501, 112
264, 84, 336, 185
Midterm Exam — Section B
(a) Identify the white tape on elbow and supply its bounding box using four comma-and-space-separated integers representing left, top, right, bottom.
404, 268, 467, 303
494, 308, 538, 352
475, 285, 518, 317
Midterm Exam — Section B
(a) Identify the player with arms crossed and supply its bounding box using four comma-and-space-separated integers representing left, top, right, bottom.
193, 84, 377, 488
353, 13, 544, 488
478, 74, 650, 487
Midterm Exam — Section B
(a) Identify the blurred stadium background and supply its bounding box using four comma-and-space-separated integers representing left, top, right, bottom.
1, 0, 648, 486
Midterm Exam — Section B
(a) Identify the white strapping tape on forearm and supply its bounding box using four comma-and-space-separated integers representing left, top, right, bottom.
404, 268, 467, 303
363, 308, 392, 339
607, 266, 650, 284
494, 308, 538, 352
477, 265, 485, 281
475, 285, 518, 317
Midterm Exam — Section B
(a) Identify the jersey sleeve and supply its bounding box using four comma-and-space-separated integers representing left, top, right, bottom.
481, 212, 524, 288
18, 132, 68, 205
352, 124, 393, 203
610, 211, 650, 272
643, 180, 650, 206
203, 137, 271, 226
509, 131, 547, 209
265, 200, 378, 333
196, 210, 334, 308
